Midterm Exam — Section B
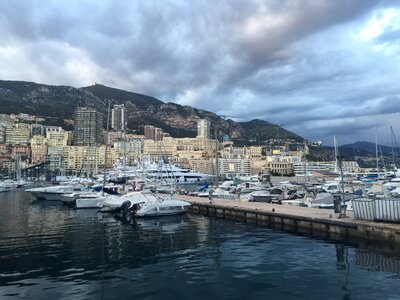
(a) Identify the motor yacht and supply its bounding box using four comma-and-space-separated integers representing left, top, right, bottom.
132, 196, 191, 218
26, 184, 87, 201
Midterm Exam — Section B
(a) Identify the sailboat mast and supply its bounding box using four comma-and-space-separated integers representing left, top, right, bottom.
391, 126, 395, 171
333, 136, 338, 174
375, 127, 379, 179
303, 140, 307, 183
214, 126, 219, 188
102, 100, 111, 195
122, 104, 127, 192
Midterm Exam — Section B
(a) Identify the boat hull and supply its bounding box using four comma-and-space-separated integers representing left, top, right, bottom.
76, 196, 107, 209
40, 192, 64, 201
134, 199, 191, 218
135, 208, 187, 218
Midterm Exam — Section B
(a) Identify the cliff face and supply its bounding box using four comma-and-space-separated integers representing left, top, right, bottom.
0, 80, 303, 143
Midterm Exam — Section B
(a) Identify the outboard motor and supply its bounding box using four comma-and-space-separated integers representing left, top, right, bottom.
131, 203, 140, 215
120, 200, 132, 216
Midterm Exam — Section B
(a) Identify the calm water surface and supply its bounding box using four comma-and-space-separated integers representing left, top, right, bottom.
1, 189, 400, 299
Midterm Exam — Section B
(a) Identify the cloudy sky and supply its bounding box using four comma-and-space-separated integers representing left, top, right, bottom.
1, 0, 400, 145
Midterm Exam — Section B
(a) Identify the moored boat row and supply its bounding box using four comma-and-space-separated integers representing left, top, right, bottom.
25, 179, 192, 218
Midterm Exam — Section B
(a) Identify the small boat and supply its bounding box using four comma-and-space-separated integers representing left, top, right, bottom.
132, 196, 191, 218
99, 191, 152, 212
250, 188, 284, 203
99, 190, 191, 217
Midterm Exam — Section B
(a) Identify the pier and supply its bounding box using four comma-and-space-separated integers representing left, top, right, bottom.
178, 195, 400, 247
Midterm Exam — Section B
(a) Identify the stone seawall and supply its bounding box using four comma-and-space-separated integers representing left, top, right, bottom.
177, 196, 400, 248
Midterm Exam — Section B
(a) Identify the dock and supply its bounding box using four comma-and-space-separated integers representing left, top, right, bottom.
177, 195, 400, 248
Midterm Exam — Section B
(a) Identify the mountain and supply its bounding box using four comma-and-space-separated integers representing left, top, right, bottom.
341, 141, 394, 155
0, 80, 303, 143
307, 141, 400, 169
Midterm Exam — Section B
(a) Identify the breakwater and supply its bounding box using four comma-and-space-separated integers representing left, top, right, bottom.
178, 196, 400, 248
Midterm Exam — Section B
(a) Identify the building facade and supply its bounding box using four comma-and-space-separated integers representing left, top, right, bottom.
5, 123, 31, 145
197, 119, 211, 138
111, 104, 127, 132
73, 107, 103, 146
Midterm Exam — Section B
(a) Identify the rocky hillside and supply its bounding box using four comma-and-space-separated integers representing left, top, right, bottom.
0, 80, 303, 143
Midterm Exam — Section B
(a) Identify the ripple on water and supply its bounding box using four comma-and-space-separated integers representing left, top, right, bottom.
1, 190, 400, 299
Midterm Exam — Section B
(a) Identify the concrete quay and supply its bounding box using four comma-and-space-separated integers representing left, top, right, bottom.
177, 195, 400, 247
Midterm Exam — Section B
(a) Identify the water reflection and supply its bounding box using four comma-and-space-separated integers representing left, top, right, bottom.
114, 214, 190, 232
0, 189, 400, 299
355, 248, 400, 276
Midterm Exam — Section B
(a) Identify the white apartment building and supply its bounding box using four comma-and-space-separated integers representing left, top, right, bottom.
197, 119, 211, 138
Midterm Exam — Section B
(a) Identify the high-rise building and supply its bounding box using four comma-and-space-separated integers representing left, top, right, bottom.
73, 107, 103, 146
111, 104, 127, 132
197, 119, 211, 138
144, 125, 164, 141
144, 125, 155, 140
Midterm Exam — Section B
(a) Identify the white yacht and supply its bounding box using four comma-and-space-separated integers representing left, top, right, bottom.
250, 187, 284, 203
60, 185, 123, 208
134, 161, 210, 184
99, 191, 191, 217
99, 191, 151, 212
132, 196, 191, 218
26, 184, 87, 201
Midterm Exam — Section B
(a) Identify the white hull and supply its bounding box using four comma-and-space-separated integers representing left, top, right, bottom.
60, 194, 79, 204
61, 191, 104, 205
134, 198, 191, 218
28, 190, 45, 199
41, 192, 64, 201
26, 184, 87, 201
135, 207, 188, 217
76, 196, 108, 209
99, 192, 149, 212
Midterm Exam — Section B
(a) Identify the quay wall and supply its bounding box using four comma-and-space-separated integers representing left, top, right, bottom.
180, 197, 400, 247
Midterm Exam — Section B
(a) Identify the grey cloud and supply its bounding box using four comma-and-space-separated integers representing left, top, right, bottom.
0, 0, 399, 145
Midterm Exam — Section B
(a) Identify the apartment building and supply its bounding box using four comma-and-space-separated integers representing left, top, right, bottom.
111, 104, 127, 132
73, 107, 103, 146
5, 123, 31, 145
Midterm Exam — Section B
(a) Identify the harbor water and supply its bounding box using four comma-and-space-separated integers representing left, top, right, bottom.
1, 189, 400, 299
